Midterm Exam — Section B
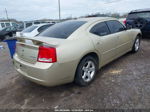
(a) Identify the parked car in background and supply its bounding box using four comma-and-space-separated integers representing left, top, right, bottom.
126, 9, 150, 37
0, 26, 17, 41
14, 17, 141, 87
0, 22, 18, 30
16, 23, 54, 37
21, 21, 56, 30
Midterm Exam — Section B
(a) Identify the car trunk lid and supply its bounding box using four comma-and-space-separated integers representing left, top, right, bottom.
15, 36, 63, 64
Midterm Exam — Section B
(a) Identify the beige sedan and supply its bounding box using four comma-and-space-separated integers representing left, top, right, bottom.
13, 17, 141, 86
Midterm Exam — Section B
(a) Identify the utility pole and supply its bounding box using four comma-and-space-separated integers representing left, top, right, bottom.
58, 0, 61, 21
5, 8, 9, 20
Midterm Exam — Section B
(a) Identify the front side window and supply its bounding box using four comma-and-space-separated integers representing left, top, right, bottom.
38, 21, 86, 39
106, 20, 125, 34
90, 22, 110, 36
22, 26, 38, 33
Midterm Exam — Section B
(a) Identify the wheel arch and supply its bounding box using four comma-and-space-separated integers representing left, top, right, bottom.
137, 33, 142, 39
80, 52, 99, 64
74, 52, 100, 83
74, 52, 99, 74
131, 31, 142, 45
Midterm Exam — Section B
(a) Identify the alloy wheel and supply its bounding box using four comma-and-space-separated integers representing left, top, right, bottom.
135, 38, 140, 51
81, 60, 96, 82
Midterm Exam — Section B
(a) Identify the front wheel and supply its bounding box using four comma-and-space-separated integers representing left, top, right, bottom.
75, 56, 98, 86
132, 36, 140, 53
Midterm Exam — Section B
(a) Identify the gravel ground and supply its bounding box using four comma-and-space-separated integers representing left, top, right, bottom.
0, 39, 150, 111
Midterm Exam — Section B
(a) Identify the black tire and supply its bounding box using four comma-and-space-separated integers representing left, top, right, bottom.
132, 36, 141, 53
75, 56, 98, 86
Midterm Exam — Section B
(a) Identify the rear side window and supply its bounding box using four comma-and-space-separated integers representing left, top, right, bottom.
22, 26, 38, 33
106, 20, 125, 34
38, 24, 53, 33
90, 22, 110, 36
38, 21, 86, 39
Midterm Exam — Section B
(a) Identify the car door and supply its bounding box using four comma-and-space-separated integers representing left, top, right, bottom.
106, 20, 131, 56
88, 21, 119, 66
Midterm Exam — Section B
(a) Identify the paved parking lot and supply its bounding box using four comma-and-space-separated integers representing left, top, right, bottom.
0, 39, 150, 110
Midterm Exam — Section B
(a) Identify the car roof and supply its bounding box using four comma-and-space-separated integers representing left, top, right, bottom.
130, 8, 150, 13
33, 23, 53, 27
77, 17, 116, 22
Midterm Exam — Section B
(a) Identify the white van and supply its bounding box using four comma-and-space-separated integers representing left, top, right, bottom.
0, 22, 18, 30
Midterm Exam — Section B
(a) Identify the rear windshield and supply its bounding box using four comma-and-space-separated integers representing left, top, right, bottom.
38, 20, 86, 39
128, 12, 150, 19
22, 26, 38, 33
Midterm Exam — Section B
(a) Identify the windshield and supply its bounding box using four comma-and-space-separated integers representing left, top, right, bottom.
128, 12, 150, 19
22, 25, 38, 33
38, 20, 86, 39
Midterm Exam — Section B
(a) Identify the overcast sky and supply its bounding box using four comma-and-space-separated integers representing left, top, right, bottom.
0, 0, 150, 21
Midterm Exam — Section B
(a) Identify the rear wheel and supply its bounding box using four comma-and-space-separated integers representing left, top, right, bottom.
132, 36, 140, 53
75, 56, 98, 86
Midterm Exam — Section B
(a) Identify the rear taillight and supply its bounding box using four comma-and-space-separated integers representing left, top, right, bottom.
123, 19, 127, 25
37, 46, 57, 63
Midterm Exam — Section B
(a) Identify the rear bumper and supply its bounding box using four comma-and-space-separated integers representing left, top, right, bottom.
13, 54, 76, 86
